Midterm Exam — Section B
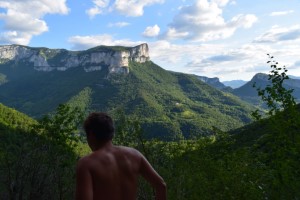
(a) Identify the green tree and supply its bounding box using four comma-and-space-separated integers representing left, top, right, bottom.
34, 104, 84, 148
250, 55, 300, 199
0, 104, 84, 199
252, 54, 296, 120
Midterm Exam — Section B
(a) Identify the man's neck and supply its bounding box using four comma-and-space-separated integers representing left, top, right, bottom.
92, 140, 113, 151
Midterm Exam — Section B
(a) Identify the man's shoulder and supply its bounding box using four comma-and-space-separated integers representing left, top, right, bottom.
114, 145, 143, 158
77, 154, 91, 164
77, 152, 97, 168
115, 145, 139, 152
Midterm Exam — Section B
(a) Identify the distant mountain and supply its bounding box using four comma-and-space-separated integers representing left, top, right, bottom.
196, 76, 227, 89
232, 73, 300, 105
0, 44, 255, 139
222, 80, 247, 89
289, 75, 300, 79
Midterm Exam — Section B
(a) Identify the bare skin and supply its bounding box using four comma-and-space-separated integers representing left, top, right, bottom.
75, 137, 166, 200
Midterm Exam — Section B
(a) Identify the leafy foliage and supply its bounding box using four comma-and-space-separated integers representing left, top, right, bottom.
33, 104, 84, 148
0, 103, 84, 199
252, 55, 296, 119
1, 98, 299, 199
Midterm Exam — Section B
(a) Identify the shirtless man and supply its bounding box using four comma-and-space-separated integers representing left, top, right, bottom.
75, 112, 167, 200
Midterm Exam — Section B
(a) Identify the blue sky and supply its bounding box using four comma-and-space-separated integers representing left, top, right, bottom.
0, 0, 300, 81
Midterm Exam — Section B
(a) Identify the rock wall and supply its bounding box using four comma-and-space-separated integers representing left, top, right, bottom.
0, 43, 150, 73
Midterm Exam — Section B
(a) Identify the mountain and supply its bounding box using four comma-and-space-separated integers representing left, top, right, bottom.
0, 43, 149, 73
0, 44, 255, 139
0, 43, 149, 116
222, 80, 247, 89
289, 75, 300, 79
196, 76, 228, 90
232, 73, 300, 105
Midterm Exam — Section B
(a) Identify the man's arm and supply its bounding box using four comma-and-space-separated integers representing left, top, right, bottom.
139, 153, 167, 200
75, 158, 93, 200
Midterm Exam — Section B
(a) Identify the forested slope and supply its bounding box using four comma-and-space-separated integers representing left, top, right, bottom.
0, 59, 255, 139
0, 104, 80, 199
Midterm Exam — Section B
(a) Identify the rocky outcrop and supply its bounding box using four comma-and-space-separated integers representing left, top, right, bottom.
0, 43, 150, 74
196, 75, 227, 90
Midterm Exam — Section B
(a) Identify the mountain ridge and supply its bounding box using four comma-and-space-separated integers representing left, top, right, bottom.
0, 44, 254, 139
232, 73, 300, 105
0, 43, 149, 73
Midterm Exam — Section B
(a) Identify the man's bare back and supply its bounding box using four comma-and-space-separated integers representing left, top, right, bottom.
76, 113, 166, 200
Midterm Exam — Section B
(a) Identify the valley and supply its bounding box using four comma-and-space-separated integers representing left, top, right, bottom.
0, 44, 255, 139
0, 44, 299, 199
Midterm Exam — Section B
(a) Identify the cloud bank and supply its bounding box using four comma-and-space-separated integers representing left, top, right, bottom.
0, 0, 69, 45
160, 0, 257, 41
86, 0, 164, 18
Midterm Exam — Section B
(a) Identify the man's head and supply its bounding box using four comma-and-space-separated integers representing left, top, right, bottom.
83, 112, 115, 141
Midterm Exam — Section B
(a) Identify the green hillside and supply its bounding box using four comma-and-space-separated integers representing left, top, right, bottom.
0, 103, 36, 132
0, 103, 81, 199
0, 61, 107, 117
0, 44, 256, 139
1, 87, 299, 199
0, 54, 255, 139
149, 104, 300, 199
101, 61, 254, 139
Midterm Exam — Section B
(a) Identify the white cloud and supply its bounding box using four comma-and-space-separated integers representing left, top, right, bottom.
0, 0, 69, 45
182, 41, 300, 81
160, 0, 257, 42
0, 31, 32, 45
212, 0, 230, 7
254, 25, 300, 43
143, 25, 160, 37
148, 40, 229, 73
230, 1, 237, 5
270, 10, 294, 16
86, 0, 164, 18
113, 0, 164, 17
108, 22, 130, 28
229, 14, 258, 28
86, 7, 102, 18
182, 44, 274, 80
68, 34, 144, 50
86, 0, 110, 18
161, 28, 189, 40
67, 33, 300, 80
148, 39, 279, 80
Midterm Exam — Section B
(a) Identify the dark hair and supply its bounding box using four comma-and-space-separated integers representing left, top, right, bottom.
83, 112, 115, 140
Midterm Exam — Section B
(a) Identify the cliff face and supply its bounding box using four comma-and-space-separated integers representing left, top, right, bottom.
0, 43, 150, 74
196, 75, 227, 90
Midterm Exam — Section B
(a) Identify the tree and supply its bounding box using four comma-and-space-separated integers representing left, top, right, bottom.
252, 54, 296, 120
250, 55, 300, 199
34, 104, 84, 148
0, 104, 84, 199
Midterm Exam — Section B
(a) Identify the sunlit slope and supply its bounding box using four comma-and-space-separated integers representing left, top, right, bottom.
90, 61, 254, 138
0, 59, 254, 138
0, 103, 36, 132
0, 61, 108, 117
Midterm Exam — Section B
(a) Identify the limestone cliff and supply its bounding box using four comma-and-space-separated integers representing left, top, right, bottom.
0, 43, 150, 73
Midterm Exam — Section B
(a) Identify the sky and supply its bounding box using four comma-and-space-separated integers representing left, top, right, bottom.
0, 0, 300, 81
